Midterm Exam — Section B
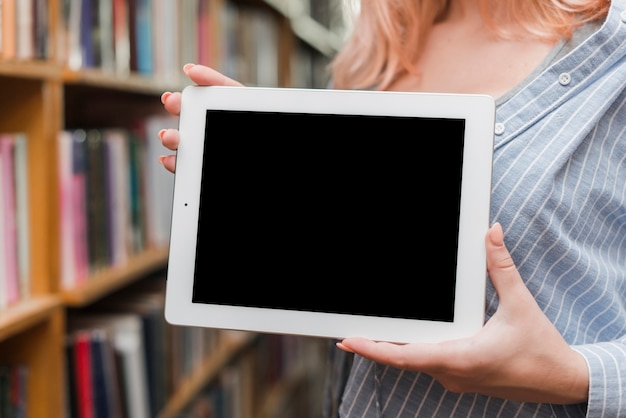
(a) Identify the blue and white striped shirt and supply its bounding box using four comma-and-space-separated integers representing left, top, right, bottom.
336, 1, 626, 416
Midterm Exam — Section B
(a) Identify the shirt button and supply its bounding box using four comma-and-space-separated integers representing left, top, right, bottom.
494, 123, 505, 135
620, 9, 626, 22
559, 72, 572, 85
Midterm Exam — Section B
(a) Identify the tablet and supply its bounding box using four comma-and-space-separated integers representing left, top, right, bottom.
164, 85, 495, 344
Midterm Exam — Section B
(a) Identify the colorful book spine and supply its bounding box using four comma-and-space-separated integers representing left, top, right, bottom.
0, 135, 19, 306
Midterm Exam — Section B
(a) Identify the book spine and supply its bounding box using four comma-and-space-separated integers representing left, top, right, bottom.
71, 129, 90, 283
74, 331, 95, 418
1, 0, 16, 60
79, 0, 94, 67
33, 0, 48, 59
13, 133, 29, 301
133, 0, 153, 75
58, 130, 77, 289
15, 0, 33, 59
0, 135, 19, 306
112, 0, 130, 75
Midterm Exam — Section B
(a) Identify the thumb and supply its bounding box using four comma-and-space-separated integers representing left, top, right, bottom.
485, 223, 529, 303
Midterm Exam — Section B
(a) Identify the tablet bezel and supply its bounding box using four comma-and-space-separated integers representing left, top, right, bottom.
164, 85, 494, 344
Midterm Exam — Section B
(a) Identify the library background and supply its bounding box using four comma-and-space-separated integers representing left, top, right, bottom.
0, 0, 349, 417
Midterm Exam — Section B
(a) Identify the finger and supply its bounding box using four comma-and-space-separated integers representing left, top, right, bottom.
159, 128, 180, 151
183, 63, 244, 87
338, 337, 443, 370
161, 91, 182, 116
159, 155, 177, 174
485, 223, 530, 303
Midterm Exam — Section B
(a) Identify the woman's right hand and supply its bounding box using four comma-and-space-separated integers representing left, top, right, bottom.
158, 63, 243, 173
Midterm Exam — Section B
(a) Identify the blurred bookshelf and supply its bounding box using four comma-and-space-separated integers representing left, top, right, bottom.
0, 0, 345, 416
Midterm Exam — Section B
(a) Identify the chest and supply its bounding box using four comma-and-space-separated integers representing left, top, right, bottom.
387, 24, 556, 99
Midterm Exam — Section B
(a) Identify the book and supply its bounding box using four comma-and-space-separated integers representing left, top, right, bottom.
1, 0, 16, 60
132, 0, 153, 75
80, 0, 96, 67
112, 0, 130, 75
0, 136, 7, 310
89, 328, 124, 418
84, 129, 109, 272
126, 128, 147, 253
0, 135, 19, 307
93, 287, 168, 417
73, 330, 95, 418
33, 0, 49, 58
15, 0, 33, 59
65, 335, 79, 418
178, 0, 199, 75
10, 364, 27, 418
58, 129, 90, 289
141, 114, 177, 248
0, 365, 10, 417
98, 0, 115, 72
0, 364, 27, 418
152, 0, 178, 83
102, 129, 132, 267
68, 314, 151, 418
197, 0, 212, 67
66, 0, 84, 69
13, 133, 30, 301
72, 130, 90, 283
58, 130, 77, 289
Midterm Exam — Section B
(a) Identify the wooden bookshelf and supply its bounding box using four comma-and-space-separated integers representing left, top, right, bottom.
0, 0, 342, 417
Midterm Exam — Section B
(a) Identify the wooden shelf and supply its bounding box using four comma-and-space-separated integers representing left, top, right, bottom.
61, 246, 169, 307
61, 68, 187, 95
0, 60, 61, 80
157, 332, 257, 418
0, 296, 63, 343
0, 1, 339, 416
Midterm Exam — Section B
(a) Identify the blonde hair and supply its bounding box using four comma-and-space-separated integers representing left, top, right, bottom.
331, 0, 610, 90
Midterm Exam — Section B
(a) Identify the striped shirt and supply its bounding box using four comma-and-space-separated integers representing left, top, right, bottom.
335, 1, 626, 417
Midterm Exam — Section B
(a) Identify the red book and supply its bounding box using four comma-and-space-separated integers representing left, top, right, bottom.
74, 331, 94, 418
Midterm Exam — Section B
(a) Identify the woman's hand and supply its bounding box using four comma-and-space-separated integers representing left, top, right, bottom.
337, 222, 590, 405
158, 64, 243, 173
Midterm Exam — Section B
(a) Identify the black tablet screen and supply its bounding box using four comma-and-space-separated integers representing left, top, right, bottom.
192, 110, 465, 322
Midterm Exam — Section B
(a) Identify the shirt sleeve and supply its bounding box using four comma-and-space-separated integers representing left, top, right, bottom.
572, 339, 626, 418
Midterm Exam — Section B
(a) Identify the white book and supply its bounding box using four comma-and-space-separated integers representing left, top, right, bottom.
98, 0, 115, 72
142, 114, 177, 248
13, 133, 29, 300
67, 0, 83, 69
102, 129, 131, 266
57, 130, 77, 289
15, 0, 33, 59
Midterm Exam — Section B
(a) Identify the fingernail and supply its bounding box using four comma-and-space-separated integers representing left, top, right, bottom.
161, 92, 172, 103
158, 155, 166, 165
158, 129, 166, 140
183, 63, 195, 73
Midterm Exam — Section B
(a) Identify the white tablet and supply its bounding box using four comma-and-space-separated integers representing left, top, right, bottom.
164, 85, 495, 344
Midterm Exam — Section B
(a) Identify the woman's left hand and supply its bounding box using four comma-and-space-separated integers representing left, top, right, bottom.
337, 222, 589, 404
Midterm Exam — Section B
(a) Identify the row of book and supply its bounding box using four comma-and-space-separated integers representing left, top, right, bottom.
0, 0, 49, 61
181, 334, 329, 418
220, 2, 280, 87
57, 114, 177, 290
0, 364, 27, 418
59, 0, 214, 83
0, 133, 30, 311
64, 277, 229, 418
58, 0, 285, 87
